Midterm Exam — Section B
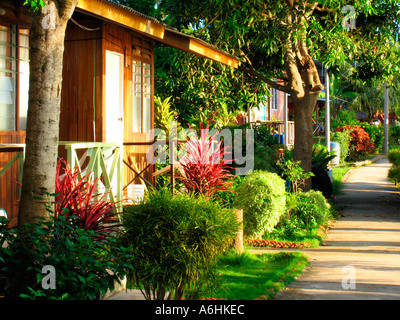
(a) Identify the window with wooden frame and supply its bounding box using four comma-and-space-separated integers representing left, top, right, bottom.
271, 88, 279, 111
0, 23, 29, 131
132, 36, 153, 134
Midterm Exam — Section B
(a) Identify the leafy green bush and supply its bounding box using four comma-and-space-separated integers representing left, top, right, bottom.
387, 148, 400, 167
0, 216, 132, 300
331, 109, 359, 131
226, 123, 281, 174
359, 122, 384, 153
388, 166, 400, 186
331, 129, 352, 163
387, 148, 400, 186
253, 143, 281, 173
234, 170, 286, 238
312, 144, 335, 171
273, 190, 331, 238
280, 160, 314, 193
120, 188, 239, 300
390, 124, 400, 145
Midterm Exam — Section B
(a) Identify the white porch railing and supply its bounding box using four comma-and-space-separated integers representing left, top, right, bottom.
250, 120, 295, 147
59, 142, 123, 212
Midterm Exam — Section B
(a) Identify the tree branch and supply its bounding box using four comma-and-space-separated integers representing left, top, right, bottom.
238, 64, 290, 93
198, 13, 220, 36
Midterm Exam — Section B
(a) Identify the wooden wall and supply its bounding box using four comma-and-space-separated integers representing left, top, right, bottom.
61, 16, 155, 188
60, 12, 103, 145
0, 131, 25, 227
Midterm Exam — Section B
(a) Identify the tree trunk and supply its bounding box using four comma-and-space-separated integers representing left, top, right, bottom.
292, 92, 320, 191
18, 1, 77, 226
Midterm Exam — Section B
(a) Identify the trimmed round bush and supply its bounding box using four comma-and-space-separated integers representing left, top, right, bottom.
233, 170, 286, 238
120, 188, 239, 300
288, 190, 330, 229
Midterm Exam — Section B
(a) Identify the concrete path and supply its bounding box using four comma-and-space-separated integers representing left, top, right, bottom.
263, 157, 400, 300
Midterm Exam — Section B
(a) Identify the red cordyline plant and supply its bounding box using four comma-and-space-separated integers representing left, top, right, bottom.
54, 159, 119, 240
336, 125, 375, 156
178, 123, 236, 198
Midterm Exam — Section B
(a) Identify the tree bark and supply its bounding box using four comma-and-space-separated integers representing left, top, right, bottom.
284, 30, 323, 191
292, 92, 320, 190
18, 1, 77, 226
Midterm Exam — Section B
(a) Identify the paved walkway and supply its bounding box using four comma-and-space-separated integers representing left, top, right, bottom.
263, 157, 400, 300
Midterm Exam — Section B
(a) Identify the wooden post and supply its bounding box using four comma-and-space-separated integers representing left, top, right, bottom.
384, 82, 389, 155
325, 66, 331, 152
232, 209, 244, 253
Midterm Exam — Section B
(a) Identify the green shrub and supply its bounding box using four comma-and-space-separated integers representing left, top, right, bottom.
389, 124, 400, 144
359, 122, 384, 153
387, 148, 400, 186
273, 190, 331, 238
312, 144, 336, 171
388, 166, 400, 186
331, 109, 359, 131
0, 216, 132, 300
253, 144, 281, 173
331, 129, 352, 163
387, 148, 400, 167
228, 123, 281, 174
120, 188, 239, 300
233, 170, 286, 238
280, 160, 314, 193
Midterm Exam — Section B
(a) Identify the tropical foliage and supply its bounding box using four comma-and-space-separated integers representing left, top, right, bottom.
120, 188, 239, 300
54, 159, 119, 240
335, 125, 375, 160
177, 124, 235, 198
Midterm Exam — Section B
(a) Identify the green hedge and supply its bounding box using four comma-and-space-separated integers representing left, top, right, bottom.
234, 170, 286, 238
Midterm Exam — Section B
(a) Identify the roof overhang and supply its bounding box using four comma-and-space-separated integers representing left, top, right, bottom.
76, 0, 239, 68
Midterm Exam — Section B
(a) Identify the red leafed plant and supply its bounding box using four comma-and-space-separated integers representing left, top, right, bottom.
54, 159, 119, 240
335, 125, 375, 160
178, 123, 236, 198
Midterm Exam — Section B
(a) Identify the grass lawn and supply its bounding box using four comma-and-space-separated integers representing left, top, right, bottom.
210, 250, 309, 300
331, 164, 354, 195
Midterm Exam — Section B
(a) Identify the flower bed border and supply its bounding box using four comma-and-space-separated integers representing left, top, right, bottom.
244, 239, 312, 249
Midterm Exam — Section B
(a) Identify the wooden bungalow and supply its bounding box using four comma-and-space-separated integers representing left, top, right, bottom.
0, 0, 239, 227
